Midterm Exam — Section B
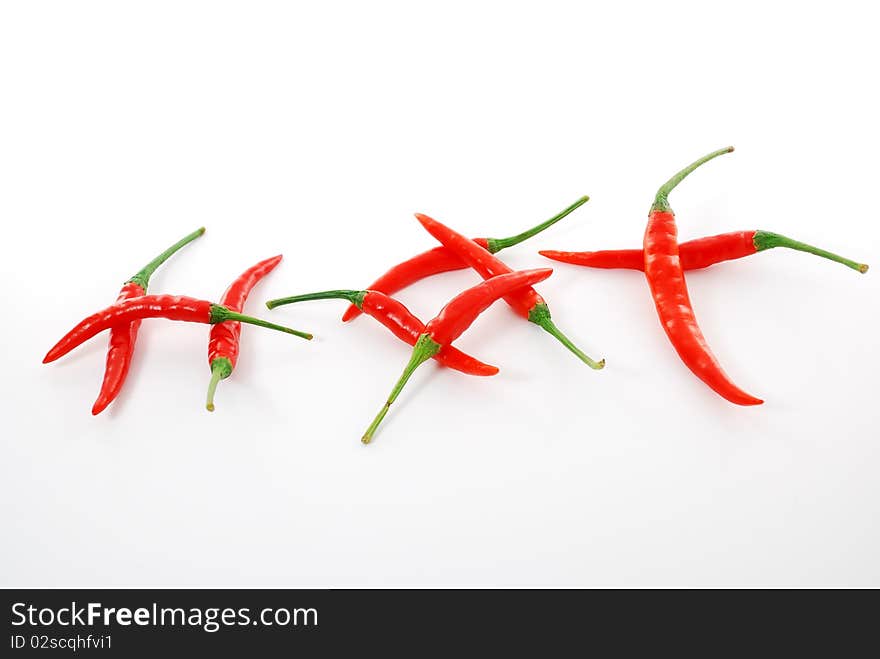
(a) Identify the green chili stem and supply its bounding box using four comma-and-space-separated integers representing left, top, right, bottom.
754, 231, 869, 273
486, 195, 590, 253
210, 304, 313, 340
128, 227, 206, 290
361, 334, 441, 444
652, 147, 734, 213
528, 303, 604, 370
205, 357, 233, 412
266, 290, 365, 309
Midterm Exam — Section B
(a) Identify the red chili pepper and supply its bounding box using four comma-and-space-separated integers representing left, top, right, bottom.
43, 295, 312, 365
341, 196, 589, 322
414, 213, 604, 369
266, 289, 499, 376
92, 227, 205, 415
540, 231, 869, 273
645, 147, 762, 406
206, 255, 284, 412
361, 268, 553, 444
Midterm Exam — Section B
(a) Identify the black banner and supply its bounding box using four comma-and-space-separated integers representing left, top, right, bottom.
2, 588, 874, 655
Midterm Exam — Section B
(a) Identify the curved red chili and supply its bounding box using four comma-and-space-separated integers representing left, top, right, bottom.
92, 281, 145, 415
92, 227, 205, 415
540, 231, 869, 273
341, 196, 589, 322
206, 255, 284, 412
266, 289, 499, 376
44, 295, 312, 364
361, 267, 553, 444
414, 213, 604, 369
645, 147, 762, 406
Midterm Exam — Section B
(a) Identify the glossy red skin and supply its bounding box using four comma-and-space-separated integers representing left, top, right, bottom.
541, 231, 758, 271
44, 295, 213, 364
644, 212, 762, 406
91, 281, 145, 415
342, 238, 491, 322
425, 268, 553, 346
415, 215, 543, 319
209, 255, 283, 371
360, 290, 498, 376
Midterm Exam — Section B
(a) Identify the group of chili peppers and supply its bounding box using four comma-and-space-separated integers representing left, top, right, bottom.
44, 147, 869, 443
43, 230, 312, 414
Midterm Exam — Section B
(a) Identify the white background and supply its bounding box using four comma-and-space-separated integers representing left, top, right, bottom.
1, 1, 878, 587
